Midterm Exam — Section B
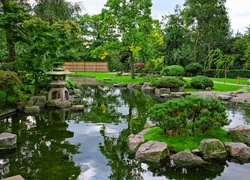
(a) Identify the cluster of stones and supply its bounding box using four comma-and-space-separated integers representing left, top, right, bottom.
114, 82, 191, 98
127, 122, 250, 166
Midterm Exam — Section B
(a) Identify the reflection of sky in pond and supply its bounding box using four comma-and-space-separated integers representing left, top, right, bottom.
225, 107, 250, 128
66, 122, 110, 179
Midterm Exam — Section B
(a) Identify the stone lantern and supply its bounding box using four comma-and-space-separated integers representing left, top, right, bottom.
46, 67, 72, 108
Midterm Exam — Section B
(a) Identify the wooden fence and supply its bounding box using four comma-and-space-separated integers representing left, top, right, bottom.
63, 62, 108, 72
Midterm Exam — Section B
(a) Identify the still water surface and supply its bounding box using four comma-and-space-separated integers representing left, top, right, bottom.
1, 85, 250, 180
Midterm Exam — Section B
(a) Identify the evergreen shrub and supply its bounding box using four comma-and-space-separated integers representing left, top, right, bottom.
152, 76, 184, 89
148, 96, 229, 135
190, 76, 214, 89
185, 63, 203, 76
161, 65, 185, 76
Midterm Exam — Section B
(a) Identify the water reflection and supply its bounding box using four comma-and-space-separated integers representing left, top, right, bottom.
1, 85, 250, 179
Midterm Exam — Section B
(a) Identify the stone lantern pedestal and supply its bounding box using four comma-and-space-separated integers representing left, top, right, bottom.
46, 67, 72, 108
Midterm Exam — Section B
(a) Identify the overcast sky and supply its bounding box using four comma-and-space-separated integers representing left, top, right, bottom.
74, 0, 250, 34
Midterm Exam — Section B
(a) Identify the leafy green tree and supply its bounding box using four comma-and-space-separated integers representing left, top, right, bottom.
91, 0, 162, 79
15, 18, 82, 94
33, 0, 82, 22
207, 48, 235, 81
0, 0, 30, 63
161, 5, 193, 66
183, 0, 230, 63
148, 96, 229, 135
0, 70, 22, 102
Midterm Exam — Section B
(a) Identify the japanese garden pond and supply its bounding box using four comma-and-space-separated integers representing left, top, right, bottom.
1, 84, 250, 180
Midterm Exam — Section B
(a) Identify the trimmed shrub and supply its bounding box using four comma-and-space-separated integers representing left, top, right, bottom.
190, 76, 214, 89
148, 96, 229, 135
161, 65, 185, 76
185, 63, 203, 76
152, 76, 184, 89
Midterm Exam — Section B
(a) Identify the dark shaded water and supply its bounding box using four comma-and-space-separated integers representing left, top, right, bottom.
1, 85, 250, 180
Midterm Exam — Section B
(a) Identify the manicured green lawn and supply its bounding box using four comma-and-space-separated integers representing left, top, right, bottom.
211, 77, 249, 85
144, 127, 232, 152
70, 72, 145, 84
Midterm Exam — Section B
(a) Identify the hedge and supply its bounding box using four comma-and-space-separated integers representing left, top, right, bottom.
201, 69, 250, 78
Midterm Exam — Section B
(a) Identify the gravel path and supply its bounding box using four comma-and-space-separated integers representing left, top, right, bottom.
190, 87, 250, 103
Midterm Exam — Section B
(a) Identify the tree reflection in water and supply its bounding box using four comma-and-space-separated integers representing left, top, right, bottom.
1, 85, 250, 179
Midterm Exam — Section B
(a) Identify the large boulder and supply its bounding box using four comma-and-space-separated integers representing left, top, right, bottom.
0, 133, 17, 153
127, 129, 149, 153
199, 139, 227, 159
227, 125, 250, 146
224, 142, 250, 162
154, 88, 170, 97
28, 96, 47, 107
46, 100, 72, 108
135, 141, 169, 162
23, 105, 40, 114
170, 149, 207, 166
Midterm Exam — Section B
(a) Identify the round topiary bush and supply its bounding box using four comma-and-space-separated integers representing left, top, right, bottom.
185, 62, 203, 75
161, 65, 185, 76
152, 76, 184, 89
190, 76, 214, 89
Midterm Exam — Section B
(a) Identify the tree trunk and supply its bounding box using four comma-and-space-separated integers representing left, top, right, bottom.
129, 51, 135, 79
194, 30, 200, 63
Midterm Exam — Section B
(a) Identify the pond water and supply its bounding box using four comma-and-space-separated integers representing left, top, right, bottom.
1, 84, 250, 180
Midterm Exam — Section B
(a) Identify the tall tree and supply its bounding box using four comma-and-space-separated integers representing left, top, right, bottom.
33, 0, 83, 22
15, 18, 82, 94
92, 0, 162, 79
161, 5, 193, 66
183, 0, 230, 63
0, 0, 30, 64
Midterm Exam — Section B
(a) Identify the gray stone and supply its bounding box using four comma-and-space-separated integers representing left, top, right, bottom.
23, 105, 40, 114
199, 138, 227, 159
170, 149, 206, 166
137, 73, 147, 77
71, 105, 84, 111
46, 100, 72, 108
154, 88, 170, 97
143, 121, 156, 129
127, 129, 149, 153
28, 96, 47, 107
3, 175, 25, 180
218, 94, 232, 101
127, 83, 136, 90
113, 83, 128, 88
224, 142, 250, 161
72, 89, 83, 98
228, 125, 250, 146
142, 87, 155, 94
0, 133, 17, 153
135, 141, 169, 162
170, 92, 190, 98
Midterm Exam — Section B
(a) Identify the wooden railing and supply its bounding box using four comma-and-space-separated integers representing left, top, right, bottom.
63, 62, 108, 72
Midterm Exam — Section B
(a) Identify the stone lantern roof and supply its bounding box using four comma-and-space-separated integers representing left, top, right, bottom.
46, 67, 71, 75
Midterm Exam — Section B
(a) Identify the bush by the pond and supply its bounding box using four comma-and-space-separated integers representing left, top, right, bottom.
148, 96, 229, 135
190, 76, 214, 89
152, 76, 184, 89
161, 65, 185, 76
0, 70, 23, 102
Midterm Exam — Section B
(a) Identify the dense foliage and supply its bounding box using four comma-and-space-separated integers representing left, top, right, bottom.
161, 65, 185, 76
0, 70, 22, 102
148, 96, 229, 135
152, 76, 184, 89
190, 76, 214, 89
185, 62, 203, 75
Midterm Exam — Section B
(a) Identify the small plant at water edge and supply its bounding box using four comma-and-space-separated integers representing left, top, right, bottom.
148, 96, 230, 135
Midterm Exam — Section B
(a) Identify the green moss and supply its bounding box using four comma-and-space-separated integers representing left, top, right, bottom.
144, 127, 232, 152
